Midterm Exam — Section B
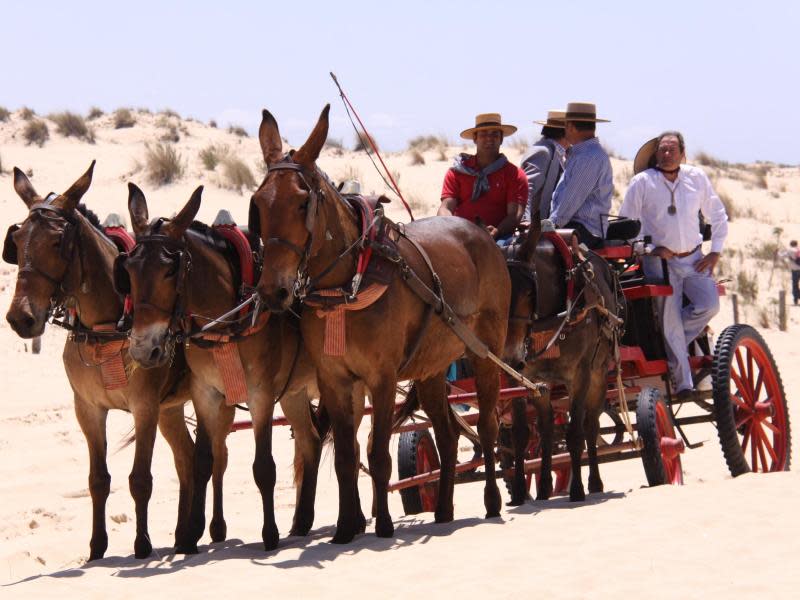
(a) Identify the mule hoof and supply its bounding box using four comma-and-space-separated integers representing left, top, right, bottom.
87, 549, 106, 562
588, 476, 604, 494
210, 519, 227, 543
375, 516, 394, 538
507, 493, 529, 507
484, 485, 502, 517
88, 536, 108, 562
134, 536, 153, 559
355, 513, 367, 535
434, 508, 454, 523
569, 486, 586, 502
330, 527, 356, 544
175, 543, 199, 555
262, 524, 280, 551
289, 523, 312, 537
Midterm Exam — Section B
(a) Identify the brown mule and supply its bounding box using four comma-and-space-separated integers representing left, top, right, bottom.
118, 184, 337, 550
503, 223, 621, 503
4, 163, 196, 560
251, 105, 511, 543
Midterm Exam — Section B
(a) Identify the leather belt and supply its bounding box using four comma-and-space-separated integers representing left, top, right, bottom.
674, 244, 701, 258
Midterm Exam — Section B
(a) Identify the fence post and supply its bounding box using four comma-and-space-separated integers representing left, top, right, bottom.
779, 290, 787, 331
731, 293, 739, 324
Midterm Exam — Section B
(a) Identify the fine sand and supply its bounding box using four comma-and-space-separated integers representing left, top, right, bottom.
1, 110, 799, 598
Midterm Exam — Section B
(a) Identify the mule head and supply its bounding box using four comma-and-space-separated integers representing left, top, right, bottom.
120, 183, 202, 368
252, 105, 330, 312
502, 232, 538, 370
5, 161, 95, 338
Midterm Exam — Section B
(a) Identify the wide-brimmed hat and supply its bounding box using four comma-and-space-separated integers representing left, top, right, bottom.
534, 109, 566, 128
564, 102, 610, 123
634, 136, 687, 174
460, 113, 517, 140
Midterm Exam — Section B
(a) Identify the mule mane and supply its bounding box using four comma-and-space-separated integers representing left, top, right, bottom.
76, 204, 103, 231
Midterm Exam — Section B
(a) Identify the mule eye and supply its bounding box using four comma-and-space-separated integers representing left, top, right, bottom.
299, 199, 309, 212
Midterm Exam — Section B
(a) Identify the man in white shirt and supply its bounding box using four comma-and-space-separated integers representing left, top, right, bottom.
620, 132, 728, 400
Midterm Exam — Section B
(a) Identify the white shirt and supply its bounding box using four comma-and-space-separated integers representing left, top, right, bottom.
620, 165, 728, 254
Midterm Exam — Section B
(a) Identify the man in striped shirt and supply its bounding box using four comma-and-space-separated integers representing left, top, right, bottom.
549, 102, 613, 249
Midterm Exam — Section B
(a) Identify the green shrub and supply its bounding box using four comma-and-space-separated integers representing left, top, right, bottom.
49, 111, 92, 141
87, 106, 104, 120
199, 143, 229, 170
114, 108, 136, 129
354, 133, 378, 153
209, 119, 217, 128
144, 143, 184, 185
221, 156, 256, 191
228, 125, 248, 137
23, 119, 50, 147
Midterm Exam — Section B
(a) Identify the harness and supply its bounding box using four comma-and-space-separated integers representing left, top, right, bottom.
4, 196, 132, 389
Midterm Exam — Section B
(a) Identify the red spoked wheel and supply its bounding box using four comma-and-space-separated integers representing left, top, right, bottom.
712, 324, 792, 475
397, 430, 440, 514
637, 387, 684, 486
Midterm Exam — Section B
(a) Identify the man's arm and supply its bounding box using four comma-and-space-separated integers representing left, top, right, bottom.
695, 170, 729, 273
437, 197, 458, 216
521, 147, 550, 222
549, 153, 598, 227
489, 202, 524, 239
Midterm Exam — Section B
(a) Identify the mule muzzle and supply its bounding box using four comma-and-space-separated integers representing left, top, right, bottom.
129, 329, 171, 368
6, 298, 47, 338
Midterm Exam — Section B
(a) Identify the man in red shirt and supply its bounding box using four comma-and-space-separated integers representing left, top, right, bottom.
438, 113, 528, 243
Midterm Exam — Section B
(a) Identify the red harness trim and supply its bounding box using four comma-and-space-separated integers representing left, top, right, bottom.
105, 226, 136, 315
89, 323, 130, 390
543, 231, 576, 301
213, 224, 256, 318
348, 197, 378, 278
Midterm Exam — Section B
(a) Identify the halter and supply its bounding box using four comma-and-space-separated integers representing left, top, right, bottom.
255, 154, 323, 299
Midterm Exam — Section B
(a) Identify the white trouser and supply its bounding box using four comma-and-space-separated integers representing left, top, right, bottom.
643, 249, 720, 392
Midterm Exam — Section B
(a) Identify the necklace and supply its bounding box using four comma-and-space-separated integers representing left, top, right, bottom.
662, 178, 679, 215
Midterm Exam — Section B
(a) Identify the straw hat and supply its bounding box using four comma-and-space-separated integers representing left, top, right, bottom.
633, 136, 687, 175
534, 109, 566, 128
564, 102, 610, 123
460, 113, 517, 140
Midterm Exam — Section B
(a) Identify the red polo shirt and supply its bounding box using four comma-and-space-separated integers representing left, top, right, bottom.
441, 155, 528, 227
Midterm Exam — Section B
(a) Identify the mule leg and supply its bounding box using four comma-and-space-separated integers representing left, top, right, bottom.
74, 397, 111, 561
209, 401, 235, 543
566, 374, 589, 502
365, 375, 398, 538
508, 396, 530, 506
282, 390, 321, 537
128, 402, 160, 558
415, 374, 457, 523
585, 372, 607, 495
533, 388, 554, 501
249, 391, 279, 551
157, 403, 196, 553
471, 356, 502, 518
319, 376, 363, 544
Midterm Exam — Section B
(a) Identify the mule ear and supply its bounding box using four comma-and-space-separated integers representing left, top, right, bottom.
258, 109, 283, 166
13, 167, 41, 208
168, 186, 203, 238
61, 160, 96, 211
127, 182, 150, 236
293, 104, 330, 167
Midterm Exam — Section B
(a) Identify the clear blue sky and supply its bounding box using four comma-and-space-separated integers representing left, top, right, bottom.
3, 0, 798, 163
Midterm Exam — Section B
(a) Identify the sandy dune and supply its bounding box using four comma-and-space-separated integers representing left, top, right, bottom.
1, 110, 798, 598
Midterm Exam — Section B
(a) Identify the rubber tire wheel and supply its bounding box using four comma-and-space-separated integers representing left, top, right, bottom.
712, 324, 792, 475
637, 387, 683, 486
397, 430, 440, 515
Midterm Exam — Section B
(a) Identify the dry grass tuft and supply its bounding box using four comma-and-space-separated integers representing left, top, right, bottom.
114, 108, 136, 129
324, 138, 344, 155
507, 136, 528, 154
717, 189, 738, 221
87, 106, 104, 120
408, 135, 448, 152
354, 134, 378, 153
160, 108, 179, 119
49, 111, 94, 142
209, 119, 217, 128
228, 125, 248, 137
144, 143, 184, 186
758, 307, 771, 329
221, 156, 257, 192
199, 143, 229, 170
410, 150, 425, 166
23, 119, 50, 147
736, 271, 758, 303
20, 107, 36, 120
438, 147, 448, 162
0, 106, 10, 122
694, 151, 729, 169
341, 164, 362, 183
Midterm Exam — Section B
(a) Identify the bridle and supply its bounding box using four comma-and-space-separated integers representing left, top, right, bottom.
252, 153, 323, 300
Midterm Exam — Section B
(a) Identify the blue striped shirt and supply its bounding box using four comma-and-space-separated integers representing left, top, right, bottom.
549, 137, 613, 238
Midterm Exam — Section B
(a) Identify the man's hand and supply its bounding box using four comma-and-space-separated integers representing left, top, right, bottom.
485, 225, 498, 239
651, 246, 675, 260
695, 251, 720, 274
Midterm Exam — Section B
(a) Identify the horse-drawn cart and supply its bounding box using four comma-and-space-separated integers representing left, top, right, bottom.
389, 241, 791, 514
